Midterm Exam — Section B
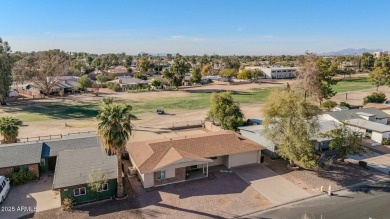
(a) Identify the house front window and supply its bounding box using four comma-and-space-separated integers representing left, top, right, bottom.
73, 187, 86, 196
156, 170, 166, 179
98, 183, 109, 192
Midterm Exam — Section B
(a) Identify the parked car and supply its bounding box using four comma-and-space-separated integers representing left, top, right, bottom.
0, 176, 10, 204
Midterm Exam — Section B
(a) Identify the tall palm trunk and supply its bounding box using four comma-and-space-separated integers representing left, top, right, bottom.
116, 152, 124, 198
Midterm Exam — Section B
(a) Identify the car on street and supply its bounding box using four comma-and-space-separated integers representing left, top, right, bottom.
0, 176, 10, 204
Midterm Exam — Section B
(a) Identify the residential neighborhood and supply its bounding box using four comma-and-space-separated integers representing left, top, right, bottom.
1, 1, 390, 219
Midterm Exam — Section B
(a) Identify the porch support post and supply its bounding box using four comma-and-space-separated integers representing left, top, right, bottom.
206, 162, 209, 177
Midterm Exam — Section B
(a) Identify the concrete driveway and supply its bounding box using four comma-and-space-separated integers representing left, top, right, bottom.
233, 164, 311, 205
0, 174, 60, 219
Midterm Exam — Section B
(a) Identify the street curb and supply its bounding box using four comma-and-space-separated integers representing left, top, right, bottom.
234, 178, 390, 218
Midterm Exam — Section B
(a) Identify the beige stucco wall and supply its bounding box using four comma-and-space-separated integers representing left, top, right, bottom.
371, 131, 384, 143
228, 151, 260, 168
207, 156, 225, 167
141, 173, 154, 188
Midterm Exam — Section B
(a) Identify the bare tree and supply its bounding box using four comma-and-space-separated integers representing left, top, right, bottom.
13, 50, 70, 95
296, 53, 322, 100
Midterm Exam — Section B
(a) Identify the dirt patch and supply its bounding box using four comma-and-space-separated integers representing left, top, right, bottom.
264, 156, 387, 194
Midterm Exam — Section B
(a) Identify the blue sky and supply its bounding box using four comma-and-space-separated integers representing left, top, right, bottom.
1, 0, 389, 55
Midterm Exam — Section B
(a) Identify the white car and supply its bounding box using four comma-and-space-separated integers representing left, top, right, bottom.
0, 176, 10, 204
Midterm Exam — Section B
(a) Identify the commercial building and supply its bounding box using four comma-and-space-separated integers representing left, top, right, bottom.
244, 66, 298, 79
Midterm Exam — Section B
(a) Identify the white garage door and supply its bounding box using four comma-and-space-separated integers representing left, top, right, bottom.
229, 151, 259, 168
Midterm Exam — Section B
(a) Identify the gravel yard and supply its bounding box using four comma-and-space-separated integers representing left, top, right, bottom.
28, 172, 270, 219
264, 155, 388, 194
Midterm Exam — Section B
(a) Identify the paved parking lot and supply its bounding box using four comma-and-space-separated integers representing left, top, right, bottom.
233, 164, 311, 205
0, 174, 60, 219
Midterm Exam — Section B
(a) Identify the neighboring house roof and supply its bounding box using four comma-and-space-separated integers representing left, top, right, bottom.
238, 120, 341, 143
41, 135, 100, 158
325, 108, 390, 121
117, 77, 149, 84
0, 142, 43, 168
345, 118, 390, 133
52, 147, 117, 189
127, 130, 265, 173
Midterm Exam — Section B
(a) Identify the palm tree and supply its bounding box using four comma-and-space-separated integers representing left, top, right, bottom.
0, 117, 23, 144
96, 98, 136, 198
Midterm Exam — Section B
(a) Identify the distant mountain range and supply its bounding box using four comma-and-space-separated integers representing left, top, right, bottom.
320, 48, 383, 56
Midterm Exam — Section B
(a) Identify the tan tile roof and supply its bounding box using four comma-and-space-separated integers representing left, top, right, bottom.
127, 130, 265, 173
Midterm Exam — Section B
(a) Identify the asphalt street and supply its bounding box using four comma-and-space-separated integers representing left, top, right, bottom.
244, 181, 390, 219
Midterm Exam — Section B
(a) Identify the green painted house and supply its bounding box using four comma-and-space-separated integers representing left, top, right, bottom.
52, 147, 118, 204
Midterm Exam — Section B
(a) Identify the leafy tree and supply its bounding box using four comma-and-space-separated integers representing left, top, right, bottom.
200, 54, 210, 67
96, 74, 108, 84
360, 53, 375, 70
12, 50, 70, 95
124, 55, 133, 68
237, 69, 252, 79
77, 75, 92, 90
208, 92, 244, 131
223, 56, 240, 70
88, 169, 107, 200
363, 92, 387, 105
93, 74, 108, 96
0, 116, 23, 144
368, 67, 389, 91
0, 38, 13, 105
201, 64, 213, 76
138, 57, 151, 72
151, 80, 161, 88
219, 68, 237, 81
374, 56, 390, 68
164, 54, 191, 88
190, 68, 202, 83
325, 124, 364, 162
262, 88, 321, 169
134, 73, 147, 80
96, 98, 136, 198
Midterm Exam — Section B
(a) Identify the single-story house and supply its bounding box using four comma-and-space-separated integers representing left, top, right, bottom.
238, 120, 341, 157
114, 77, 150, 90
320, 108, 390, 144
40, 134, 101, 173
320, 108, 390, 125
0, 142, 42, 178
0, 134, 117, 205
127, 130, 265, 188
53, 147, 117, 204
344, 118, 390, 144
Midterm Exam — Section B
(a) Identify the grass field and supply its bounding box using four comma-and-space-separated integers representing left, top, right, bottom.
332, 77, 373, 93
2, 77, 373, 122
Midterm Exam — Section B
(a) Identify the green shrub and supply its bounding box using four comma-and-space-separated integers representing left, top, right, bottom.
363, 92, 387, 105
339, 102, 351, 108
9, 169, 37, 185
321, 100, 337, 111
382, 138, 390, 145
